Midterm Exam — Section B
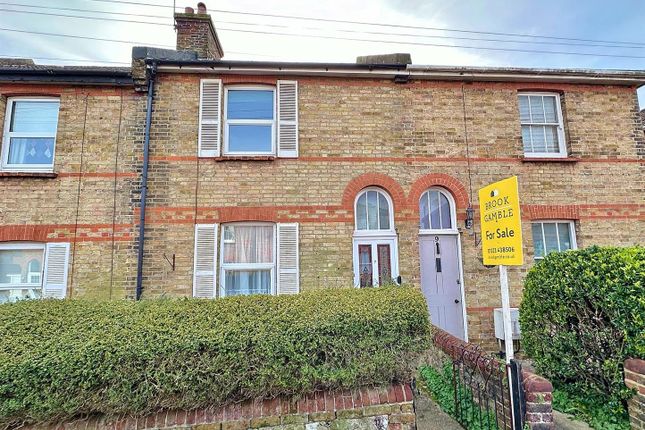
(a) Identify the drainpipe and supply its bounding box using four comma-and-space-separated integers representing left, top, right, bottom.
135, 62, 157, 300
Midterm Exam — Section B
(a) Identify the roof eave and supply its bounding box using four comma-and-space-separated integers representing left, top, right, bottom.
0, 69, 133, 86
150, 59, 645, 86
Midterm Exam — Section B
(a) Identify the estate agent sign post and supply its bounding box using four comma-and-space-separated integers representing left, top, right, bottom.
478, 176, 524, 427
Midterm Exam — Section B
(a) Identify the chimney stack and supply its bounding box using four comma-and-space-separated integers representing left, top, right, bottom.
174, 2, 224, 60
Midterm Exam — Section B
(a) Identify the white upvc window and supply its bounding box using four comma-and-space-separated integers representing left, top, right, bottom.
518, 93, 567, 157
0, 243, 44, 302
1, 97, 60, 172
223, 86, 276, 156
531, 220, 577, 260
220, 223, 276, 297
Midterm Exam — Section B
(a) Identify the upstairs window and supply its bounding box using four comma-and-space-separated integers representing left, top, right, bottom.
224, 87, 275, 155
1, 97, 60, 171
531, 221, 577, 260
518, 93, 566, 157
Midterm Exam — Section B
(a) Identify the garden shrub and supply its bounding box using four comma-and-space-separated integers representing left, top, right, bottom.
0, 286, 430, 427
520, 246, 644, 406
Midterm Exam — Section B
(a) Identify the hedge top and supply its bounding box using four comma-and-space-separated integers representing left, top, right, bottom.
0, 286, 431, 427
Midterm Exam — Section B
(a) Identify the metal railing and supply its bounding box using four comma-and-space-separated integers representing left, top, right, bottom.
434, 331, 525, 430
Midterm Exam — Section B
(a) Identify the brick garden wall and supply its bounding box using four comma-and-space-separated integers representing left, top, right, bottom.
521, 369, 554, 430
429, 327, 554, 429
624, 358, 645, 429
138, 73, 645, 347
24, 384, 415, 430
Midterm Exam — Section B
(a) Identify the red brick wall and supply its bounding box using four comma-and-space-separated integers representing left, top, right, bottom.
22, 384, 415, 430
624, 358, 645, 429
522, 369, 555, 430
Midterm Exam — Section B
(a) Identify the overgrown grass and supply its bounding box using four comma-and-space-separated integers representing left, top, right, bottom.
419, 363, 499, 430
553, 384, 630, 430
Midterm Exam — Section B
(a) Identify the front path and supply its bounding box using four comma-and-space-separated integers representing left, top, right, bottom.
415, 393, 463, 430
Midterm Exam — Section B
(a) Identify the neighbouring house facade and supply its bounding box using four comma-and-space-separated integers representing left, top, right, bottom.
0, 4, 643, 347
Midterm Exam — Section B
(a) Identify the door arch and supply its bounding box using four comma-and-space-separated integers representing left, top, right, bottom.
418, 187, 467, 340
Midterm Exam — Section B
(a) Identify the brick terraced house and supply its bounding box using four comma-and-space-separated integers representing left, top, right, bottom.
0, 4, 643, 347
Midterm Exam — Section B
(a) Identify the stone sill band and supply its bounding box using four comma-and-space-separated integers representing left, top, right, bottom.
521, 157, 580, 163
0, 172, 58, 178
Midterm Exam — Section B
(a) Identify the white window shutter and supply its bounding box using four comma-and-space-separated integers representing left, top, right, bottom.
198, 79, 222, 157
277, 223, 299, 294
193, 224, 218, 298
43, 243, 70, 299
277, 80, 298, 158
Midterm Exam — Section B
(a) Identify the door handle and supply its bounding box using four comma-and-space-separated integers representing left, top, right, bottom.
454, 299, 460, 304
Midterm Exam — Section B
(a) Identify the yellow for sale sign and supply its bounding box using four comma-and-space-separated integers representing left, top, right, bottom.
478, 176, 524, 266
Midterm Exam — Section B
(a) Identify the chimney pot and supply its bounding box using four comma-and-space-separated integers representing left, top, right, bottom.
174, 2, 223, 60
184, 6, 194, 13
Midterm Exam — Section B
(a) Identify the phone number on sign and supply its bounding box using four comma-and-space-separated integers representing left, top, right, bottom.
487, 247, 515, 254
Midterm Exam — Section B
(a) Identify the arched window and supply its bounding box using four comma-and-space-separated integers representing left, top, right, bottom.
352, 187, 398, 288
419, 188, 455, 230
355, 187, 393, 232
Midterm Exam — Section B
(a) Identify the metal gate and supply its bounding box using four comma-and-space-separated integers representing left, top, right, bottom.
435, 331, 526, 430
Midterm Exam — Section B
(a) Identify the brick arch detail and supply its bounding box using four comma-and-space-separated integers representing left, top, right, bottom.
341, 173, 407, 211
408, 174, 470, 211
0, 225, 52, 242
216, 207, 279, 223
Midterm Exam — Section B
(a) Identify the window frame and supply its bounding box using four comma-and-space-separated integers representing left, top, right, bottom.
518, 92, 567, 158
353, 187, 396, 237
0, 242, 46, 291
223, 85, 276, 156
218, 222, 277, 297
531, 220, 577, 260
1, 96, 60, 172
418, 187, 458, 234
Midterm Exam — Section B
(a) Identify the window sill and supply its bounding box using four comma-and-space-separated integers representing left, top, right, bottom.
521, 157, 579, 163
206, 156, 276, 162
0, 171, 58, 178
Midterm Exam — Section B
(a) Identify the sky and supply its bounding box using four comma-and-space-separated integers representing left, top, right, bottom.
1, 0, 644, 106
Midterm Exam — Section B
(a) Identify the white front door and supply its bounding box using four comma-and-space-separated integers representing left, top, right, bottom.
353, 238, 398, 287
419, 234, 465, 339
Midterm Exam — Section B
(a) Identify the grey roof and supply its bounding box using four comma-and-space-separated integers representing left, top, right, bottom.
0, 59, 132, 85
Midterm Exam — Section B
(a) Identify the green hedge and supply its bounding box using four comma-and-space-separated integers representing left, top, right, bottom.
0, 286, 430, 426
520, 246, 644, 406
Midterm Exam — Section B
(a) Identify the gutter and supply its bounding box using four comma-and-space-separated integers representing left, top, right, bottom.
135, 62, 157, 300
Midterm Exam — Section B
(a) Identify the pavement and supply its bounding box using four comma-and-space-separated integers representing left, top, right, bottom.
414, 393, 463, 430
553, 410, 593, 430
